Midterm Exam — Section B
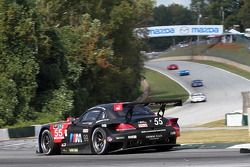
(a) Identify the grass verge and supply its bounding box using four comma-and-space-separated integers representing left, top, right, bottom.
178, 129, 250, 144
199, 119, 226, 128
143, 68, 189, 101
194, 60, 250, 80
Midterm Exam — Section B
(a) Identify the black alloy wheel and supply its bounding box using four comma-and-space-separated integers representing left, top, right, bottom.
40, 129, 59, 155
92, 127, 109, 154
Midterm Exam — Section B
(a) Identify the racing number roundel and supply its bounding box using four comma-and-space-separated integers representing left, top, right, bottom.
50, 123, 70, 143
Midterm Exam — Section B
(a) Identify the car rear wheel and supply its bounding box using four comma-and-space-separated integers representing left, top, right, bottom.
40, 129, 60, 155
91, 127, 109, 155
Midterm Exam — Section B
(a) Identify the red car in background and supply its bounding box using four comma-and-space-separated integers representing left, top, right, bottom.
167, 64, 179, 70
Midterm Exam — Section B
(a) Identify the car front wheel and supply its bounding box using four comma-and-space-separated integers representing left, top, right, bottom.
40, 129, 60, 155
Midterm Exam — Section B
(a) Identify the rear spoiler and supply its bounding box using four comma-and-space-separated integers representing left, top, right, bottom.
123, 99, 182, 121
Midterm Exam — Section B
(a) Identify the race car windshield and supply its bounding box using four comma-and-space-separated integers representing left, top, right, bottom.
192, 93, 204, 96
116, 106, 154, 117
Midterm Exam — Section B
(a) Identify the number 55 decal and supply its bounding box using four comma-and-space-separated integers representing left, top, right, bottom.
154, 117, 163, 125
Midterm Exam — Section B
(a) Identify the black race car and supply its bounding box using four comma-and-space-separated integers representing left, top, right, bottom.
37, 99, 182, 155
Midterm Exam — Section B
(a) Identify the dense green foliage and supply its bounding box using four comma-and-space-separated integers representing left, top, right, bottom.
2, 0, 250, 127
148, 4, 193, 51
0, 0, 154, 127
190, 0, 247, 30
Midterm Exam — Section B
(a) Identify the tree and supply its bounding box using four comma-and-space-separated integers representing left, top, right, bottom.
190, 0, 208, 24
148, 4, 194, 51
190, 0, 243, 28
36, 0, 153, 117
0, 0, 39, 126
238, 0, 250, 29
0, 0, 155, 126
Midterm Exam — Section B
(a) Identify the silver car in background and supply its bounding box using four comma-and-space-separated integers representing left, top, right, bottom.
190, 93, 206, 103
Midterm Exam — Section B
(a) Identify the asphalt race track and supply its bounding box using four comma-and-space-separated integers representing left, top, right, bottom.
0, 139, 250, 167
145, 60, 250, 127
1, 149, 250, 167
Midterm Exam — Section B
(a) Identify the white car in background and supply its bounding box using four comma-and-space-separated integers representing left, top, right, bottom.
190, 93, 206, 103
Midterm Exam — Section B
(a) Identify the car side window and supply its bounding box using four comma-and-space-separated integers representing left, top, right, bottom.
80, 110, 101, 122
97, 111, 106, 120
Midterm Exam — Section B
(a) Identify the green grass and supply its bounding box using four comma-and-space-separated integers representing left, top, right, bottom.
159, 44, 210, 57
160, 42, 250, 67
205, 44, 250, 67
194, 60, 250, 80
199, 119, 226, 128
143, 68, 189, 102
178, 129, 250, 144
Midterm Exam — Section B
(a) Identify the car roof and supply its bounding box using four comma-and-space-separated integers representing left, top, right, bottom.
88, 102, 152, 119
192, 79, 202, 82
87, 99, 182, 119
191, 93, 205, 96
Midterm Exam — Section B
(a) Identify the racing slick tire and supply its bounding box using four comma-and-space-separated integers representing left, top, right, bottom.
40, 129, 60, 155
91, 127, 110, 155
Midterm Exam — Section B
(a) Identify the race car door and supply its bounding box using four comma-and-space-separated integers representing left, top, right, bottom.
65, 109, 103, 153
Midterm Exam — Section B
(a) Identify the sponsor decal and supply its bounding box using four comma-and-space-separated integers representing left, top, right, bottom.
141, 129, 166, 133
61, 149, 67, 152
53, 124, 62, 129
170, 131, 176, 135
136, 25, 223, 38
81, 122, 93, 125
69, 148, 78, 153
107, 136, 113, 142
61, 143, 66, 147
128, 135, 137, 139
148, 28, 175, 35
114, 103, 123, 111
83, 134, 88, 142
146, 134, 163, 139
138, 121, 148, 128
70, 133, 83, 143
192, 27, 219, 33
82, 129, 88, 133
115, 136, 125, 140
101, 124, 107, 128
